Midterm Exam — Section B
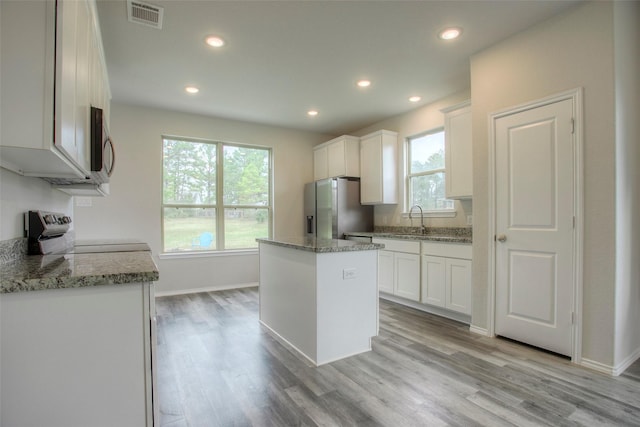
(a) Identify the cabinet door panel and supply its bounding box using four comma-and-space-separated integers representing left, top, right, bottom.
314, 146, 328, 181
444, 104, 472, 198
56, 0, 79, 164
327, 140, 345, 177
394, 252, 420, 301
446, 258, 472, 314
421, 256, 446, 307
360, 136, 381, 203
378, 250, 394, 294
74, 0, 91, 171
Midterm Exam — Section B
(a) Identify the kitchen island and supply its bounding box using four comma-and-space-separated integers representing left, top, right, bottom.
257, 237, 383, 366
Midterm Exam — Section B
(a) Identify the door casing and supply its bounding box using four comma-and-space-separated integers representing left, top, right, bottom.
487, 88, 584, 362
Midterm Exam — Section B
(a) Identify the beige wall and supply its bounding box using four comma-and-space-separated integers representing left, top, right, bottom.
351, 90, 472, 229
470, 2, 617, 366
73, 103, 331, 294
613, 0, 640, 369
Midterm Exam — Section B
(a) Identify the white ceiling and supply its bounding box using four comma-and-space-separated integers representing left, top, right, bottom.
96, 0, 582, 136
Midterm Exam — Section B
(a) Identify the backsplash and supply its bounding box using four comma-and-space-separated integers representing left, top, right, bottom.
373, 226, 472, 238
0, 238, 27, 264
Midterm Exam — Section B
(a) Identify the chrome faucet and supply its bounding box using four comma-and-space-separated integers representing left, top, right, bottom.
409, 205, 427, 234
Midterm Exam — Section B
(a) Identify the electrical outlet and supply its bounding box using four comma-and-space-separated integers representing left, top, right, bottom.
343, 268, 357, 280
75, 197, 92, 207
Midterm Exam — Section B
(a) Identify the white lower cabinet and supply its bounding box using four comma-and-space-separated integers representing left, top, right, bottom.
1, 283, 155, 427
421, 242, 472, 315
374, 238, 420, 301
378, 250, 395, 294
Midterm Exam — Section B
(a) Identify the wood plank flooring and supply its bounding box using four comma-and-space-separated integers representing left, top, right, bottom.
156, 287, 640, 427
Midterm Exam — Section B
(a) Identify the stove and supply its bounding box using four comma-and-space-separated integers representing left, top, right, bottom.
26, 211, 149, 255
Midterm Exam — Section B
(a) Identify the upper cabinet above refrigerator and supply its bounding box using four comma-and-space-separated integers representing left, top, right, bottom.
313, 135, 360, 181
0, 0, 111, 182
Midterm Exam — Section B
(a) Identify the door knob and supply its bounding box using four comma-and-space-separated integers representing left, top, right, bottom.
497, 234, 507, 242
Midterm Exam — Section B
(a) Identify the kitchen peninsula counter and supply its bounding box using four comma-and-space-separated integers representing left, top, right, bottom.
1, 250, 159, 294
257, 236, 381, 366
256, 236, 384, 253
0, 239, 157, 426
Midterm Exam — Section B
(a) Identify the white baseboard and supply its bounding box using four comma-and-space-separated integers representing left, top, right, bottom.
581, 346, 640, 377
155, 282, 258, 297
379, 293, 471, 324
580, 358, 616, 376
469, 325, 490, 336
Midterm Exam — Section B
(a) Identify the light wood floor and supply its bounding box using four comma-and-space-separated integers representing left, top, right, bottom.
156, 287, 640, 427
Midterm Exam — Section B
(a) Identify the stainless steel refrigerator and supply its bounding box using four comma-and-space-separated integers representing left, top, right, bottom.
304, 178, 373, 239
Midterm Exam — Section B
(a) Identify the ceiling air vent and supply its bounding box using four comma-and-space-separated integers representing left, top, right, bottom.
127, 0, 164, 29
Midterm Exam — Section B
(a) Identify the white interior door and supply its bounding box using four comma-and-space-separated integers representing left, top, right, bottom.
495, 98, 575, 357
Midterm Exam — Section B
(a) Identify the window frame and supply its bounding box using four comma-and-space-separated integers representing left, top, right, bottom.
160, 135, 273, 255
405, 128, 456, 217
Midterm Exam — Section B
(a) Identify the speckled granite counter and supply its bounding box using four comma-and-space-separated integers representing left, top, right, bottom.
345, 227, 472, 244
256, 236, 384, 253
1, 250, 159, 294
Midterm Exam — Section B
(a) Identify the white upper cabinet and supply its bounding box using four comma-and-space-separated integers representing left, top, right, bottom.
360, 130, 398, 205
313, 135, 359, 181
0, 0, 110, 179
442, 101, 472, 199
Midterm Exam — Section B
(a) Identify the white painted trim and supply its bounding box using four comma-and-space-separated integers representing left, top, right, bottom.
580, 358, 617, 376
154, 282, 258, 297
487, 88, 584, 363
469, 325, 490, 336
379, 293, 471, 324
581, 350, 640, 377
401, 210, 457, 219
611, 346, 640, 376
158, 249, 258, 260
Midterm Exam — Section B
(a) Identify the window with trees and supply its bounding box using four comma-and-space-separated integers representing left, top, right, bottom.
406, 130, 454, 211
162, 137, 272, 253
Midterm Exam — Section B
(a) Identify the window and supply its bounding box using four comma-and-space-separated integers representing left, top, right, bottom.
406, 130, 454, 211
162, 137, 271, 252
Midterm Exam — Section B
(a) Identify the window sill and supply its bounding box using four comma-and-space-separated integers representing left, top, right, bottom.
159, 249, 258, 260
401, 209, 457, 219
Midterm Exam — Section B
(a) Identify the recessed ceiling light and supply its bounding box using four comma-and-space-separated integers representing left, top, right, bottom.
185, 86, 199, 94
205, 36, 225, 48
307, 110, 319, 117
439, 27, 463, 40
357, 80, 371, 88
409, 96, 422, 103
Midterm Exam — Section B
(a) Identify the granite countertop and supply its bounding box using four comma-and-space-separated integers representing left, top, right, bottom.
257, 237, 385, 253
344, 227, 472, 244
1, 251, 159, 294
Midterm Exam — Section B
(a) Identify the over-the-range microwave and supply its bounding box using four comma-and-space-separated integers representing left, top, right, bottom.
90, 106, 115, 183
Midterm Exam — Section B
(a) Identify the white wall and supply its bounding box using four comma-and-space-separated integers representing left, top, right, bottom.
613, 0, 640, 371
470, 2, 617, 366
73, 103, 331, 294
350, 91, 472, 229
0, 168, 72, 241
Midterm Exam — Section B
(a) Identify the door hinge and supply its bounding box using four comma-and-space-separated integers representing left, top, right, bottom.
571, 118, 575, 134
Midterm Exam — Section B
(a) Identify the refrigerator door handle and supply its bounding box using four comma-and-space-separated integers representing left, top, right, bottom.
306, 216, 314, 234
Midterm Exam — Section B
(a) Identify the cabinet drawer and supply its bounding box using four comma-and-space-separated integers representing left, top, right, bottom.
421, 242, 471, 259
373, 238, 420, 254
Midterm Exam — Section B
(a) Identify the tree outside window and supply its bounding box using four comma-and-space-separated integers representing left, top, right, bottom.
162, 137, 271, 252
407, 130, 454, 211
